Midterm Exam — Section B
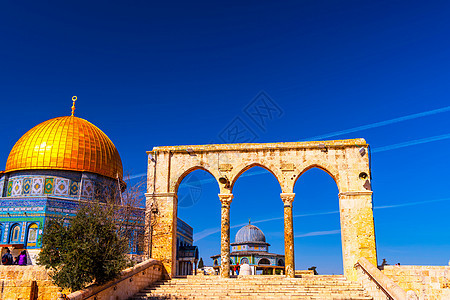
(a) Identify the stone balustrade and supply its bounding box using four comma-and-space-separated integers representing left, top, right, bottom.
58, 259, 163, 300
355, 257, 415, 300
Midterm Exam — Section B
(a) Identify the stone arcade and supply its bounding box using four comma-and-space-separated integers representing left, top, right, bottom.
145, 139, 377, 281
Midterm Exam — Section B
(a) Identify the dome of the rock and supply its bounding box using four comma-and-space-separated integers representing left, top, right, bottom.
234, 224, 266, 244
5, 116, 123, 180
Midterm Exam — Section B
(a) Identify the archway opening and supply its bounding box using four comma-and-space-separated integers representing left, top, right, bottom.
10, 223, 20, 244
230, 166, 284, 275
176, 168, 220, 276
26, 223, 39, 247
293, 167, 342, 275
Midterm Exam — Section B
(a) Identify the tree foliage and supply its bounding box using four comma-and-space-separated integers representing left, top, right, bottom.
38, 202, 131, 291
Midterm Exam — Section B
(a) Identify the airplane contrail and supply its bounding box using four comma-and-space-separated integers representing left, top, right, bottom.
127, 105, 450, 183
371, 133, 450, 153
128, 132, 450, 183
193, 197, 450, 241
294, 229, 340, 238
302, 105, 450, 141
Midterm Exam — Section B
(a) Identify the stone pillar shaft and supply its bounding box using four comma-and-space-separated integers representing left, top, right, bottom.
339, 191, 377, 281
145, 192, 177, 279
281, 193, 295, 278
219, 194, 233, 278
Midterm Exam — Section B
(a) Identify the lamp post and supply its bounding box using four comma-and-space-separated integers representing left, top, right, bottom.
147, 205, 158, 259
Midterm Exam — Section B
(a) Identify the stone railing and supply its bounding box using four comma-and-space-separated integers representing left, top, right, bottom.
58, 259, 163, 300
355, 257, 417, 300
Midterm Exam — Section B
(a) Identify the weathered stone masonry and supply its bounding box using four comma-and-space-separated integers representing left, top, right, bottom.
145, 139, 377, 281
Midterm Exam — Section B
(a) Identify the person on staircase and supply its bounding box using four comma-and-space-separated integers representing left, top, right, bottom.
17, 250, 27, 266
1, 248, 13, 265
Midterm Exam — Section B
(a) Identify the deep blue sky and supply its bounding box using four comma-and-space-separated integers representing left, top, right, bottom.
1, 1, 450, 274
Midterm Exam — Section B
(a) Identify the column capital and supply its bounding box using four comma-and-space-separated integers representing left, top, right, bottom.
280, 193, 295, 206
218, 194, 233, 205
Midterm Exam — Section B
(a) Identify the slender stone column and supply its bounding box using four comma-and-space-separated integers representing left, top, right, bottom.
219, 193, 233, 278
281, 193, 295, 278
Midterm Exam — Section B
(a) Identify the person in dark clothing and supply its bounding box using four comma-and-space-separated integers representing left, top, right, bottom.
1, 248, 13, 265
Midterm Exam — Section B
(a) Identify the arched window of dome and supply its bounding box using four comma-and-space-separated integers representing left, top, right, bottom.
240, 258, 249, 264
214, 259, 218, 266
26, 223, 39, 246
9, 224, 21, 243
277, 259, 285, 266
258, 258, 270, 265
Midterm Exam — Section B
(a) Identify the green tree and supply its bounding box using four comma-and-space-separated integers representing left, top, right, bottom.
198, 257, 204, 269
38, 202, 130, 291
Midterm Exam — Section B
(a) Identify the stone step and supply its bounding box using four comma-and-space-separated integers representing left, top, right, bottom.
132, 294, 373, 300
152, 283, 363, 287
135, 295, 373, 298
131, 276, 373, 300
147, 284, 364, 289
146, 286, 367, 290
137, 291, 371, 296
134, 290, 372, 295
154, 279, 362, 285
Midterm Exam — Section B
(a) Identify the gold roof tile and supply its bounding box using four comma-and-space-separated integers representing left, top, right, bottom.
5, 116, 123, 180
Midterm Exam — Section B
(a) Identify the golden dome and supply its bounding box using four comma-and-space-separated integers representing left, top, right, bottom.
5, 116, 123, 179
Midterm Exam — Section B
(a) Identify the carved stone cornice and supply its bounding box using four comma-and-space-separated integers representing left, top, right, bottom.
280, 193, 295, 206
338, 191, 373, 198
218, 194, 233, 206
145, 192, 178, 199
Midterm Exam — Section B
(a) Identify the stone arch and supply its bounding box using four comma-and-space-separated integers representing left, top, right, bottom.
294, 163, 340, 193
172, 166, 219, 195
292, 166, 342, 274
230, 163, 282, 193
258, 258, 270, 265
146, 140, 377, 281
240, 257, 249, 264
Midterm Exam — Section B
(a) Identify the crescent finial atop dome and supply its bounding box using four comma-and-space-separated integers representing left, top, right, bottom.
71, 96, 77, 116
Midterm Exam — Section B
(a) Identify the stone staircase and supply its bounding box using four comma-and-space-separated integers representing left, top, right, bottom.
131, 275, 373, 299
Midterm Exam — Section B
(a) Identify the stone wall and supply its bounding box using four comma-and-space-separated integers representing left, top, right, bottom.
383, 265, 450, 300
0, 265, 62, 300
60, 259, 163, 300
